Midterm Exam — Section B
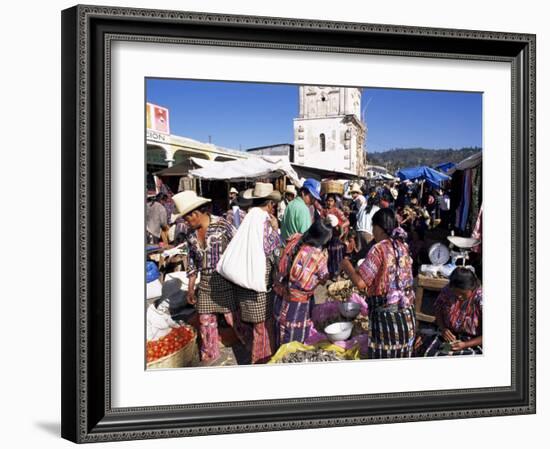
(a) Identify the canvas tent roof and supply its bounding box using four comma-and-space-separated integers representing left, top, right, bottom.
188, 156, 302, 186
434, 162, 456, 173
448, 151, 482, 173
153, 158, 201, 177
395, 166, 450, 188
291, 164, 356, 181
371, 172, 398, 181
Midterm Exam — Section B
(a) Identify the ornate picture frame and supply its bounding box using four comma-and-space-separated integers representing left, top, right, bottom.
61, 4, 535, 443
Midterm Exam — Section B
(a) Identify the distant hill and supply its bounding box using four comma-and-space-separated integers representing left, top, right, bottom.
367, 147, 481, 173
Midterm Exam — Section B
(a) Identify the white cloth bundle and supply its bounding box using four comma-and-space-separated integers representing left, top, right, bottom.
146, 301, 179, 341
216, 207, 268, 292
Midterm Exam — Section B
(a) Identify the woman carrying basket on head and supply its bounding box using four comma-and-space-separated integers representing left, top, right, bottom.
340, 208, 417, 358
320, 193, 350, 280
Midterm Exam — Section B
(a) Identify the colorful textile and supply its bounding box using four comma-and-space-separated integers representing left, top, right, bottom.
273, 294, 314, 346
367, 296, 416, 359
281, 197, 312, 241
274, 233, 329, 303
164, 201, 176, 225
187, 215, 236, 276
198, 311, 241, 362
471, 205, 483, 253
263, 218, 282, 255
457, 169, 473, 231
196, 272, 237, 315
234, 262, 274, 323
434, 286, 483, 337
251, 319, 275, 364
173, 217, 189, 239
357, 239, 415, 307
421, 334, 483, 357
470, 166, 482, 231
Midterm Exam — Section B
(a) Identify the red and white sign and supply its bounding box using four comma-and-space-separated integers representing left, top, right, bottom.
146, 103, 170, 134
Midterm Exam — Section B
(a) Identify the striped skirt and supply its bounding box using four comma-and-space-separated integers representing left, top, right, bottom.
273, 294, 314, 347
367, 296, 416, 359
421, 334, 483, 357
327, 236, 345, 277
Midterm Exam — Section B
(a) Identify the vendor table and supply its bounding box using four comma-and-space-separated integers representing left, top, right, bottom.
414, 274, 449, 323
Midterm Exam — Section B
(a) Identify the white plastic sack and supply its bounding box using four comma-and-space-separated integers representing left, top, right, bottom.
216, 207, 268, 292
164, 271, 200, 291
146, 279, 163, 300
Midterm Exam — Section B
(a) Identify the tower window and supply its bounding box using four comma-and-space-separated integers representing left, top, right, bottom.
320, 133, 326, 152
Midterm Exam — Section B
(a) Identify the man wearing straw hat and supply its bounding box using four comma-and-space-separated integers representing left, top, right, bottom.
277, 184, 297, 222
228, 186, 239, 206
225, 190, 252, 230
217, 181, 282, 364
171, 190, 245, 363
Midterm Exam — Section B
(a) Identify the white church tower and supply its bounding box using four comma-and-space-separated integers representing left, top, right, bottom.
293, 86, 366, 176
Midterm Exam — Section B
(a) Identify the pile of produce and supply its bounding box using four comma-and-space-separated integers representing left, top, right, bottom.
146, 325, 195, 363
327, 280, 356, 301
278, 348, 344, 363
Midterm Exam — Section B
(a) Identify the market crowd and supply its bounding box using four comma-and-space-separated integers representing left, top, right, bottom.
146, 177, 483, 365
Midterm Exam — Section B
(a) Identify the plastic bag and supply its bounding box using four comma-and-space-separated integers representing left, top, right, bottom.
146, 261, 160, 283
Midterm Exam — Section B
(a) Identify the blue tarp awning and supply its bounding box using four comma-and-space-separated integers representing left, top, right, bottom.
395, 166, 451, 188
434, 162, 456, 173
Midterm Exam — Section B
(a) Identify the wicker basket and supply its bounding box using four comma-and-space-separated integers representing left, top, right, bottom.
321, 180, 344, 195
146, 327, 199, 369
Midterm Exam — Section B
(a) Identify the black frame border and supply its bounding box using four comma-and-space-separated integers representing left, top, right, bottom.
61, 4, 536, 443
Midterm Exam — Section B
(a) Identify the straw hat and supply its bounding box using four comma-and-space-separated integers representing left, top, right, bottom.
229, 187, 238, 195
242, 182, 281, 202
171, 190, 211, 219
235, 191, 253, 208
285, 185, 297, 196
349, 182, 362, 194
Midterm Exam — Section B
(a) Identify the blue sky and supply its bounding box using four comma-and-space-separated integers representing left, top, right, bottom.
146, 78, 482, 152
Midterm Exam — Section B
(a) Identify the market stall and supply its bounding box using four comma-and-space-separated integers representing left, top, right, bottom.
448, 151, 482, 235
395, 165, 451, 188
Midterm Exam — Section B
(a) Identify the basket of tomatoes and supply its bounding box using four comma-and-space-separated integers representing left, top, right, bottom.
146, 324, 198, 369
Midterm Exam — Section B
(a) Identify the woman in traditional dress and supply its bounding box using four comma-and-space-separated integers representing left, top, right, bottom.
418, 267, 482, 356
340, 208, 416, 358
273, 219, 332, 346
320, 193, 349, 280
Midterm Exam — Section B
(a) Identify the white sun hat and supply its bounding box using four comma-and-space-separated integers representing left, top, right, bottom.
242, 182, 281, 202
171, 190, 211, 219
285, 184, 297, 196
